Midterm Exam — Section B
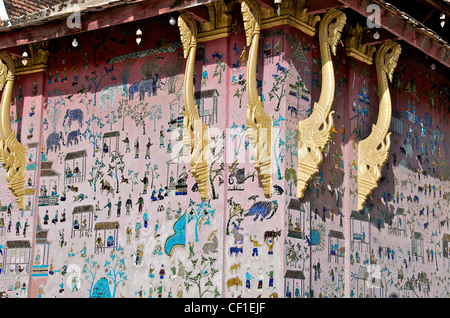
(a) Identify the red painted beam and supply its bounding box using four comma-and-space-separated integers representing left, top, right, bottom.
362, 28, 399, 45
181, 5, 210, 23
306, 0, 346, 15
0, 0, 217, 50
256, 0, 275, 10
338, 0, 450, 68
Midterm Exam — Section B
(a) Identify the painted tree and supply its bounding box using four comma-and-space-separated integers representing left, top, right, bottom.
225, 196, 244, 235
285, 168, 297, 197
140, 57, 160, 79
87, 157, 106, 196
285, 127, 298, 168
162, 57, 183, 95
184, 255, 220, 298
83, 113, 104, 157
187, 199, 215, 242
229, 121, 248, 157
209, 131, 225, 200
233, 77, 246, 108
104, 246, 128, 298
148, 104, 163, 132
145, 163, 160, 189
117, 99, 132, 131
268, 67, 291, 111
130, 101, 149, 135
273, 114, 286, 180
127, 169, 139, 191
46, 88, 66, 133
105, 110, 118, 131
78, 88, 92, 115
82, 254, 101, 298
85, 64, 117, 107
117, 60, 135, 97
212, 61, 226, 84
107, 151, 125, 193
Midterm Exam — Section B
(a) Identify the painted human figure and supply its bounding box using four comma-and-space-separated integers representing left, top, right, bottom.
115, 197, 122, 217
123, 132, 130, 153
145, 137, 153, 159
134, 137, 139, 158
245, 268, 253, 291
141, 172, 149, 194
125, 194, 132, 215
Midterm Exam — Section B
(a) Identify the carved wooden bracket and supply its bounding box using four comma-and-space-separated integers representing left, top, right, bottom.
296, 8, 346, 199
178, 13, 210, 201
242, 0, 273, 198
11, 41, 49, 75
344, 23, 376, 65
0, 52, 27, 210
259, 0, 320, 36
357, 40, 401, 211
197, 0, 321, 42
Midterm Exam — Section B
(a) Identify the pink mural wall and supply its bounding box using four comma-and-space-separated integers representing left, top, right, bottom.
0, 12, 448, 299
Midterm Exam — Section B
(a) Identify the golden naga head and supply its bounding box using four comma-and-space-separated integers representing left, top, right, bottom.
320, 8, 346, 56
241, 0, 260, 47
0, 58, 9, 91
178, 13, 198, 59
377, 40, 402, 83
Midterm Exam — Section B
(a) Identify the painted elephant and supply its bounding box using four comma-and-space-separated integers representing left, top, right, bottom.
62, 129, 83, 147
98, 84, 122, 112
63, 108, 84, 129
128, 81, 141, 101
46, 132, 63, 154
137, 73, 165, 100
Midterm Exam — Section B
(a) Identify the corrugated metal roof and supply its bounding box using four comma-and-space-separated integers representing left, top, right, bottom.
65, 149, 87, 161
284, 269, 305, 280
6, 240, 31, 248
73, 204, 94, 214
94, 221, 120, 230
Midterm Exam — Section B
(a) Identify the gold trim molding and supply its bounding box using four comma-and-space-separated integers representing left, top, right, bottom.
242, 0, 273, 198
357, 40, 401, 211
12, 41, 49, 75
197, 0, 321, 42
344, 23, 376, 65
260, 0, 320, 36
0, 52, 27, 210
296, 8, 346, 199
178, 13, 210, 201
198, 0, 234, 42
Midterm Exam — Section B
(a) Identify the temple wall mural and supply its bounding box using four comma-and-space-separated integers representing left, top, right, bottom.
0, 0, 448, 299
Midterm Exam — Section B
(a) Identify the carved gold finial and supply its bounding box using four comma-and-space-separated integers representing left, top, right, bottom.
357, 40, 401, 211
296, 8, 346, 199
0, 52, 27, 210
344, 23, 376, 65
178, 13, 210, 201
242, 0, 273, 198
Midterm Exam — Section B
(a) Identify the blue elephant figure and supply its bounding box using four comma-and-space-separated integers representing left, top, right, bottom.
137, 73, 166, 100
46, 132, 63, 154
128, 80, 141, 101
63, 108, 84, 129
138, 77, 154, 101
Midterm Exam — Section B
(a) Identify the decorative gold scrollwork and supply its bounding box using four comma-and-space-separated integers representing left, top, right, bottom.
0, 52, 27, 210
357, 40, 401, 211
241, 0, 273, 198
178, 13, 210, 201
296, 8, 346, 199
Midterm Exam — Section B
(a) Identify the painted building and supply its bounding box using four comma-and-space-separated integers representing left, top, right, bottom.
0, 0, 448, 299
